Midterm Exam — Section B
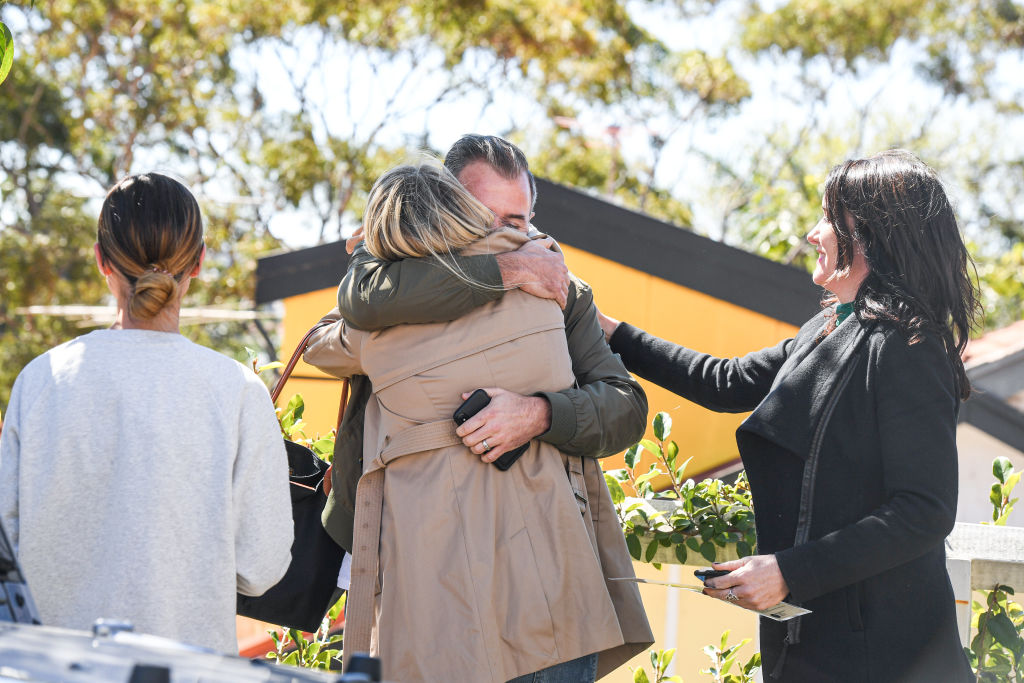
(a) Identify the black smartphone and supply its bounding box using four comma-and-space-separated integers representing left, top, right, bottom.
453, 389, 529, 471
694, 568, 731, 583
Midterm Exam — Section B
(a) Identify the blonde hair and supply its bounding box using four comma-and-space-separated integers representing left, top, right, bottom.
363, 163, 497, 282
96, 173, 204, 320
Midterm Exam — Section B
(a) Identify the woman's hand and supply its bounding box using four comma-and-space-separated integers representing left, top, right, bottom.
703, 555, 790, 611
595, 307, 621, 342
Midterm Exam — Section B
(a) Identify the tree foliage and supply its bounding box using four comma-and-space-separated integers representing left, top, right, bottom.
711, 0, 1024, 328
0, 0, 750, 410
3, 0, 1024, 411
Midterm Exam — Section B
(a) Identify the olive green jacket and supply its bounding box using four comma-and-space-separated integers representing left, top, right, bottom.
321, 242, 647, 551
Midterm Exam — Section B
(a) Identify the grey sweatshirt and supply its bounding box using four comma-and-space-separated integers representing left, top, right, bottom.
0, 329, 293, 653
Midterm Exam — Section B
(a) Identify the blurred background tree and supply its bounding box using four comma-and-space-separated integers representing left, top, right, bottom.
1, 0, 1023, 409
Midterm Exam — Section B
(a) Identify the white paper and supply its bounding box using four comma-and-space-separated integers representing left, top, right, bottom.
609, 577, 812, 622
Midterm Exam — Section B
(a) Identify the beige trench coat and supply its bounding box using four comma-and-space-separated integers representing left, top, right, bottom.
306, 229, 652, 682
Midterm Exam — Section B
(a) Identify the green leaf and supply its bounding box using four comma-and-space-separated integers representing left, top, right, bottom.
626, 533, 642, 560
736, 540, 752, 557
989, 612, 1024, 651
674, 543, 687, 564
994, 456, 1013, 484
639, 439, 661, 458
673, 455, 692, 482
991, 482, 1003, 509
658, 648, 676, 671
1006, 471, 1021, 494
666, 440, 679, 465
653, 412, 672, 440
0, 23, 11, 88
286, 394, 305, 420
313, 437, 335, 453
700, 540, 717, 563
645, 538, 660, 562
625, 444, 641, 469
605, 473, 626, 505
634, 470, 661, 489
632, 668, 650, 683
686, 537, 701, 552
257, 360, 285, 373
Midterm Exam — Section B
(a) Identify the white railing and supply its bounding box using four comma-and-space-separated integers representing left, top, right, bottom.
946, 522, 1024, 644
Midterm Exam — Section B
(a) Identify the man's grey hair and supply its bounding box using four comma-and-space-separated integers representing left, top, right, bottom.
443, 134, 537, 211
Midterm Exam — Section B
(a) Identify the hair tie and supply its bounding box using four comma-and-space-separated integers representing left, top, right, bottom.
148, 265, 172, 276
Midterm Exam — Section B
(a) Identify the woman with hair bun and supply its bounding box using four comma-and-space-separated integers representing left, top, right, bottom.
0, 173, 293, 653
599, 150, 978, 682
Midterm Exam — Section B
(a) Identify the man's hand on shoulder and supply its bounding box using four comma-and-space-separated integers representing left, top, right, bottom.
454, 388, 552, 462
495, 238, 569, 309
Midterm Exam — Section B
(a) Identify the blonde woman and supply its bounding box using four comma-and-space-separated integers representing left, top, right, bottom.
0, 173, 293, 653
305, 163, 650, 683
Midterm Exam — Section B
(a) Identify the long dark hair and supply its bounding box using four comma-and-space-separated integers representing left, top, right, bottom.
822, 149, 981, 399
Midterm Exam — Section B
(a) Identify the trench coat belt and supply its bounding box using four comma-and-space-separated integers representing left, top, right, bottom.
342, 420, 461, 673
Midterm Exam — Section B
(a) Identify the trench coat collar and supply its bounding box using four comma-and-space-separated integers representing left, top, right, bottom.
738, 313, 870, 460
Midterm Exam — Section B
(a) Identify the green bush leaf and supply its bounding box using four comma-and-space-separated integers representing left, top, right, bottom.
675, 544, 687, 564
653, 412, 672, 440
605, 473, 626, 505
988, 612, 1024, 652
0, 23, 11, 87
625, 444, 641, 469
994, 456, 1013, 484
991, 483, 1003, 509
640, 439, 662, 458
633, 668, 650, 683
257, 360, 285, 373
700, 540, 717, 562
626, 533, 642, 560
645, 538, 660, 562
286, 394, 305, 420
666, 440, 679, 465
686, 537, 701, 552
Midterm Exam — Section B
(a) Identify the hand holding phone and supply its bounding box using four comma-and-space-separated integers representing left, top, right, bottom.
694, 568, 731, 583
453, 389, 529, 471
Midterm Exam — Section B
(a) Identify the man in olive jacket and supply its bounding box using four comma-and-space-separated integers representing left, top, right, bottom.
322, 135, 648, 555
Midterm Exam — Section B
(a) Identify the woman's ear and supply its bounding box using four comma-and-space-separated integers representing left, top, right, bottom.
190, 244, 206, 277
94, 244, 112, 276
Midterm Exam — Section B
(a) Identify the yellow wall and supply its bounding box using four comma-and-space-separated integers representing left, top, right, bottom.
270, 244, 800, 679
559, 243, 797, 475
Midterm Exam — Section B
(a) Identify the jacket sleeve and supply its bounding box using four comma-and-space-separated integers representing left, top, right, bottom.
534, 277, 648, 458
302, 309, 363, 379
337, 243, 504, 330
609, 322, 792, 413
233, 372, 295, 596
775, 332, 960, 602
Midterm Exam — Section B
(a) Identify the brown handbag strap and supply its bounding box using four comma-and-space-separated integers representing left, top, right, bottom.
271, 320, 349, 434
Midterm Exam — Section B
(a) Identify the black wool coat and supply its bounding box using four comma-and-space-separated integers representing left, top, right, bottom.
611, 313, 973, 683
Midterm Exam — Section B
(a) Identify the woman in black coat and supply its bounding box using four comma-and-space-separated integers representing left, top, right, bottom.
599, 150, 979, 682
